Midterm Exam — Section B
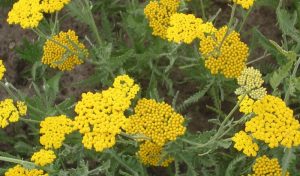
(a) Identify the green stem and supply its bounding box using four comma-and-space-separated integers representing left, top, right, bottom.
119, 132, 151, 141
0, 156, 35, 167
20, 118, 41, 124
238, 6, 253, 32
199, 0, 206, 21
83, 0, 103, 46
246, 53, 271, 65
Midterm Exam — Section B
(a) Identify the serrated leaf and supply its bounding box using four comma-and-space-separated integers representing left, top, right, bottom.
269, 61, 293, 90
269, 40, 297, 61
225, 155, 247, 176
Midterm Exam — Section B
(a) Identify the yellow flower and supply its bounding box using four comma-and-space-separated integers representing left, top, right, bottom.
138, 141, 173, 167
238, 95, 254, 114
5, 165, 48, 176
0, 60, 6, 80
167, 13, 216, 44
7, 0, 43, 29
233, 0, 255, 10
0, 99, 27, 128
40, 115, 76, 149
74, 75, 140, 152
31, 149, 56, 166
16, 101, 28, 116
144, 0, 180, 39
125, 98, 186, 146
245, 95, 300, 148
199, 26, 249, 78
41, 0, 71, 13
42, 30, 89, 71
232, 131, 259, 157
235, 67, 267, 100
250, 155, 289, 176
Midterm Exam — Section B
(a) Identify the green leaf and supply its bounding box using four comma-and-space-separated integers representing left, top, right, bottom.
276, 7, 300, 43
225, 155, 247, 176
269, 61, 293, 90
252, 28, 285, 64
46, 72, 63, 95
269, 40, 297, 61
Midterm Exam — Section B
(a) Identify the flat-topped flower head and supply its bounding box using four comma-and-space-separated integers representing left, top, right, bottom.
233, 0, 255, 10
235, 67, 267, 100
40, 115, 76, 149
0, 99, 27, 128
250, 155, 289, 176
232, 130, 259, 157
7, 0, 43, 29
31, 149, 56, 166
0, 60, 6, 80
199, 26, 249, 78
74, 75, 140, 152
245, 95, 300, 148
42, 30, 88, 71
5, 165, 48, 176
144, 0, 180, 39
125, 98, 186, 146
138, 141, 173, 167
167, 13, 216, 44
41, 0, 71, 13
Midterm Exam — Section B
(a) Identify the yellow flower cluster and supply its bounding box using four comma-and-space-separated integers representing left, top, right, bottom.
125, 98, 186, 146
233, 0, 255, 10
144, 0, 180, 39
245, 95, 300, 148
250, 155, 289, 176
42, 30, 88, 71
199, 26, 249, 78
232, 131, 259, 157
31, 149, 56, 166
138, 141, 174, 167
235, 67, 267, 100
0, 99, 27, 128
75, 75, 140, 152
7, 0, 71, 29
238, 95, 254, 114
40, 115, 76, 149
0, 59, 6, 80
41, 0, 71, 13
7, 0, 43, 29
4, 165, 48, 176
166, 13, 216, 44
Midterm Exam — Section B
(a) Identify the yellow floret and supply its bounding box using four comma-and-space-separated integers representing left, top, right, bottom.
74, 75, 140, 152
16, 101, 27, 116
125, 98, 186, 146
41, 0, 71, 13
0, 99, 27, 128
235, 67, 267, 100
0, 60, 6, 80
245, 95, 300, 148
7, 0, 43, 29
42, 30, 89, 71
138, 141, 174, 167
238, 95, 254, 114
40, 115, 76, 149
31, 149, 56, 166
167, 13, 216, 44
4, 165, 48, 176
233, 0, 255, 10
250, 155, 289, 176
199, 26, 249, 78
144, 0, 180, 39
232, 131, 259, 157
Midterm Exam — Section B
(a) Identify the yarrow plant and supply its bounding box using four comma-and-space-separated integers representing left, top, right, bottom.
1, 0, 300, 175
